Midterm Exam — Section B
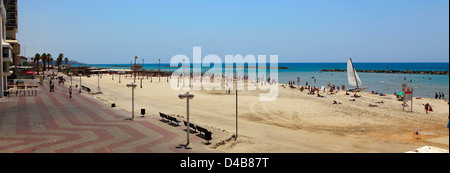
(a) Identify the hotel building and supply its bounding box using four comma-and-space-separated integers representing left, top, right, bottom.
1, 0, 19, 98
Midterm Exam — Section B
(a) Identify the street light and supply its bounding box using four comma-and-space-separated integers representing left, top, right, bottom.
159, 59, 161, 82
125, 83, 137, 121
79, 74, 82, 93
68, 72, 73, 88
178, 92, 194, 146
134, 56, 139, 83
97, 70, 101, 92
182, 59, 186, 88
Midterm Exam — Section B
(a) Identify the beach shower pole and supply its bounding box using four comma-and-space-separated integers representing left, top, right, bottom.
179, 92, 194, 146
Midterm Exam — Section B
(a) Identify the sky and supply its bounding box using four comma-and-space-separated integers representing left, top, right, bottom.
17, 0, 449, 64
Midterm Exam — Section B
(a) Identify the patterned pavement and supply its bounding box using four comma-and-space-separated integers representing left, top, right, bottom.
0, 78, 210, 153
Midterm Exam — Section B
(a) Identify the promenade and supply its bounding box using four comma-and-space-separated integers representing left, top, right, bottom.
0, 76, 216, 153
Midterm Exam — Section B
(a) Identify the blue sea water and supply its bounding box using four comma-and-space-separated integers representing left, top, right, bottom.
81, 63, 449, 98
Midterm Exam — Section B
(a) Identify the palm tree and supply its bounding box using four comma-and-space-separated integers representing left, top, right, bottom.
50, 57, 54, 71
57, 53, 63, 70
64, 57, 69, 66
34, 53, 41, 74
41, 53, 47, 72
64, 57, 69, 73
47, 53, 52, 71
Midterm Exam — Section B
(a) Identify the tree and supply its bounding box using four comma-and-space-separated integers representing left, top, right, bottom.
34, 53, 41, 74
64, 57, 69, 73
47, 53, 52, 71
41, 53, 47, 71
64, 57, 69, 66
57, 53, 63, 70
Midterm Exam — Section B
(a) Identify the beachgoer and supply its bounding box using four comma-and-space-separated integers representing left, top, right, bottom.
435, 93, 438, 99
69, 87, 72, 98
414, 128, 420, 139
424, 103, 430, 114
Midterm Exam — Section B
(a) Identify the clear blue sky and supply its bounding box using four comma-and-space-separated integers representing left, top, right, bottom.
18, 0, 449, 64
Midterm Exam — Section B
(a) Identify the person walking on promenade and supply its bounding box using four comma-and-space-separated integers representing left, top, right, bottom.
69, 86, 73, 98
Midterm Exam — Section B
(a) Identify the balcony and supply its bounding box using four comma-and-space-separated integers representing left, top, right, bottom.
2, 57, 12, 63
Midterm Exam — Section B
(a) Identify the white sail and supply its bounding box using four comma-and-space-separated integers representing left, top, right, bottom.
347, 58, 363, 87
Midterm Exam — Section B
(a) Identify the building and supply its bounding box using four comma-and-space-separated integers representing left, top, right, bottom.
1, 0, 19, 98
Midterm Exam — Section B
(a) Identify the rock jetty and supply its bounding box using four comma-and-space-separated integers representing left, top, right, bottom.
321, 69, 449, 75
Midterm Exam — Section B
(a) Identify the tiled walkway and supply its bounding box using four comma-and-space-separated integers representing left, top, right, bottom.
0, 78, 209, 153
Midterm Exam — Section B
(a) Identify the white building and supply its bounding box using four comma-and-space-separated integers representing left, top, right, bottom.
1, 0, 19, 98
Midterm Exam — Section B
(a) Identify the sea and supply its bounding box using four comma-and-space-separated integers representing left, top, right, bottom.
80, 62, 449, 99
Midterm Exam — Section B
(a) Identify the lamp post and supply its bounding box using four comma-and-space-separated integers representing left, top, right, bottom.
126, 83, 137, 120
159, 59, 161, 82
79, 74, 82, 93
97, 70, 101, 92
178, 92, 194, 146
182, 59, 186, 88
68, 72, 73, 88
235, 72, 239, 141
134, 56, 139, 83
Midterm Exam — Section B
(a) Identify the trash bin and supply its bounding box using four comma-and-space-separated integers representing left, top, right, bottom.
111, 103, 116, 107
205, 131, 212, 141
141, 109, 145, 116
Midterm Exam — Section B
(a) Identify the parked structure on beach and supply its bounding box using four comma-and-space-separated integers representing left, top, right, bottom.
1, 0, 20, 98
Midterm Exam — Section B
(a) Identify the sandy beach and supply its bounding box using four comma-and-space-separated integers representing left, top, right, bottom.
63, 72, 449, 153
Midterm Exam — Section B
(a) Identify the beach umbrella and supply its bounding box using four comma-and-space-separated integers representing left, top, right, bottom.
397, 93, 404, 96
26, 71, 36, 74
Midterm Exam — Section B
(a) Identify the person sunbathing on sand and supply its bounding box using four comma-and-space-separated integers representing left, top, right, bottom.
333, 100, 342, 105
353, 93, 362, 98
350, 99, 356, 101
368, 104, 378, 107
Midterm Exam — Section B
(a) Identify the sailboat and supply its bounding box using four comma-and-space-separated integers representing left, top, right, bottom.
347, 58, 368, 92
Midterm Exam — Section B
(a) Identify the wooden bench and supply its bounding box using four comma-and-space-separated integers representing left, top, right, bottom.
159, 112, 168, 121
196, 125, 213, 143
183, 121, 198, 133
167, 116, 180, 125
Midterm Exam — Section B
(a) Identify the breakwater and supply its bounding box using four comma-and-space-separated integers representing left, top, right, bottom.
321, 69, 449, 75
